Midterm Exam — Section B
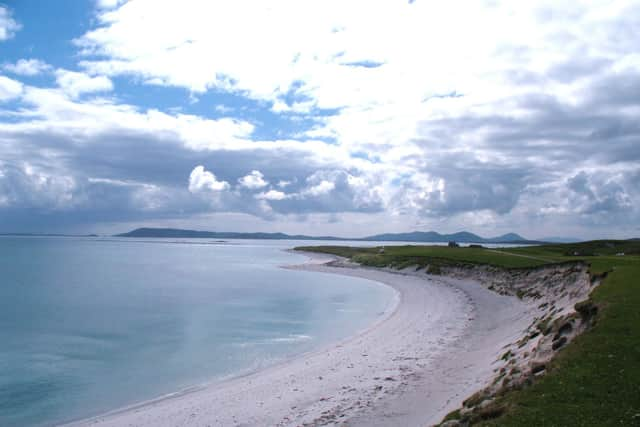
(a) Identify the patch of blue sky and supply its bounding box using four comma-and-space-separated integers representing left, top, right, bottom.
110, 76, 202, 113
247, 105, 339, 142
0, 102, 31, 124
351, 151, 382, 163
1, 1, 93, 71
1, 2, 341, 143
0, 95, 51, 123
2, 72, 58, 92
112, 78, 338, 142
391, 173, 413, 186
277, 80, 311, 103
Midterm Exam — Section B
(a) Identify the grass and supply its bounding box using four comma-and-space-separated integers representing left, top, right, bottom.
295, 240, 640, 426
479, 255, 640, 427
296, 244, 554, 270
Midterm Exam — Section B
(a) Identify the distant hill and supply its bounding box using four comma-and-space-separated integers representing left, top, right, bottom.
116, 227, 541, 244
362, 231, 532, 243
115, 228, 344, 241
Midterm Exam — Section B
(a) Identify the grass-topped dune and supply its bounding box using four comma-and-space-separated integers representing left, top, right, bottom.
295, 240, 640, 426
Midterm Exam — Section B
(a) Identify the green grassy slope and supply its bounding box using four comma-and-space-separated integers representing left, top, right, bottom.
480, 254, 640, 427
296, 244, 552, 270
295, 241, 640, 426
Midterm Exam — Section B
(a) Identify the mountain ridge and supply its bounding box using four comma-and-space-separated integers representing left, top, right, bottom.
115, 227, 543, 244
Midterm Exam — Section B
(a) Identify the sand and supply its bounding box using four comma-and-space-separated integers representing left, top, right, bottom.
68, 253, 535, 427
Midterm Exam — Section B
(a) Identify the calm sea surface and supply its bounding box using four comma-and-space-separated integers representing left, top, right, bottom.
0, 237, 397, 426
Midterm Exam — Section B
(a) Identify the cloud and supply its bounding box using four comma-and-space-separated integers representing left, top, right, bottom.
0, 162, 77, 210
271, 99, 315, 114
567, 171, 633, 215
255, 189, 288, 200
70, 0, 640, 174
238, 170, 268, 189
55, 69, 114, 98
1, 1, 640, 239
0, 82, 357, 222
214, 104, 233, 114
3, 59, 51, 76
0, 76, 23, 102
257, 169, 385, 215
96, 0, 127, 10
0, 6, 20, 41
0, 160, 206, 230
0, 75, 23, 101
395, 167, 526, 218
188, 165, 229, 192
3, 84, 258, 153
302, 180, 335, 197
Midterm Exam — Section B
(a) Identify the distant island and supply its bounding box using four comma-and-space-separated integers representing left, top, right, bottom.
115, 227, 548, 244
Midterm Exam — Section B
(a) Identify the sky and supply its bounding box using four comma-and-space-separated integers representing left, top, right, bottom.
0, 0, 639, 239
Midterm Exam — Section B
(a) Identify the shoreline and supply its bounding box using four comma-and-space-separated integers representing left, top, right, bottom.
66, 252, 532, 426
64, 253, 402, 426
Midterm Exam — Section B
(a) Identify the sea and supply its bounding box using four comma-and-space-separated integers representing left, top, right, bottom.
0, 236, 399, 427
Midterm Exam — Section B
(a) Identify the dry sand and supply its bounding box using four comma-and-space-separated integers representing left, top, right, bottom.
68, 253, 536, 427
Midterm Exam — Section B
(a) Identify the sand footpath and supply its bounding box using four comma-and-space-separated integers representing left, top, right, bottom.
68, 253, 535, 427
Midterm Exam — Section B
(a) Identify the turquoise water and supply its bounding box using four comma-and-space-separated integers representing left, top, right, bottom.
0, 237, 395, 427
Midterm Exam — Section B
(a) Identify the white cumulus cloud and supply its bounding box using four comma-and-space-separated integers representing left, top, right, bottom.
4, 59, 51, 76
255, 189, 288, 200
55, 69, 113, 98
303, 180, 335, 197
96, 0, 127, 10
238, 170, 268, 189
0, 6, 20, 41
188, 165, 229, 192
0, 75, 23, 101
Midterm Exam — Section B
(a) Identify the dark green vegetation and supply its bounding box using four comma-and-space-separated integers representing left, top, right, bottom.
296, 241, 640, 426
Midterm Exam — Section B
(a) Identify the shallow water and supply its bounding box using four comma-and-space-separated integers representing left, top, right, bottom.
0, 237, 396, 427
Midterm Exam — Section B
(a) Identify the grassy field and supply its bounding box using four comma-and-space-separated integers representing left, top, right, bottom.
295, 241, 640, 426
295, 244, 553, 271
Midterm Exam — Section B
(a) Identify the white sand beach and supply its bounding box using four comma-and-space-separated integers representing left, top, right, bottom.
69, 253, 536, 427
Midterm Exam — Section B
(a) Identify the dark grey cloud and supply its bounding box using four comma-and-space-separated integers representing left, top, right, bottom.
269, 169, 385, 215
547, 57, 611, 84
409, 61, 640, 229
567, 171, 633, 215
392, 154, 528, 218
0, 120, 383, 230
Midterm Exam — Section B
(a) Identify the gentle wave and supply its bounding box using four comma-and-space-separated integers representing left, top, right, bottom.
233, 334, 313, 347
